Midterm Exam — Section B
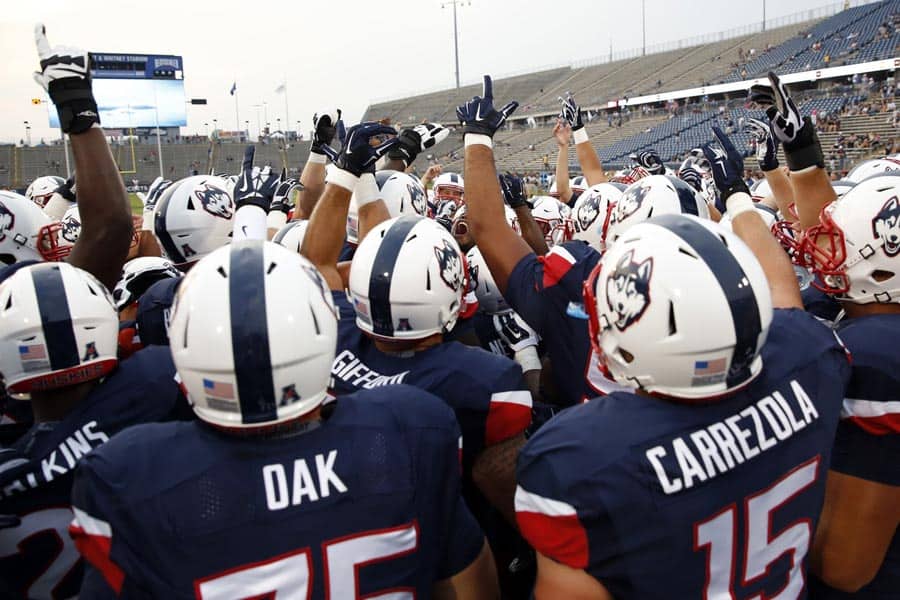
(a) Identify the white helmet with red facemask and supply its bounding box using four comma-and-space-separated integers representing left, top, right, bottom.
530, 196, 574, 247
801, 174, 900, 303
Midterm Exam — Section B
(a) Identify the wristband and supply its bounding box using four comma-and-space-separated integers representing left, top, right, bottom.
232, 205, 268, 241
142, 210, 155, 232
325, 165, 359, 192
307, 152, 327, 165
515, 346, 542, 373
573, 127, 590, 145
266, 211, 288, 230
725, 191, 755, 219
354, 173, 379, 208
464, 134, 493, 148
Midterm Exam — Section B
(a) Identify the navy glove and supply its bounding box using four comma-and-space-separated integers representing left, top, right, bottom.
0, 447, 33, 528
456, 75, 519, 138
559, 92, 584, 131
678, 165, 704, 193
54, 175, 76, 202
633, 149, 666, 175
745, 117, 779, 172
388, 123, 450, 166
33, 24, 99, 134
270, 169, 302, 215
749, 72, 823, 170
333, 122, 400, 177
702, 126, 750, 203
234, 146, 281, 211
311, 110, 342, 160
499, 172, 527, 209
138, 176, 173, 213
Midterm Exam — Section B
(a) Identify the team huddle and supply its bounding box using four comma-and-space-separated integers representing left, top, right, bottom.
0, 22, 897, 600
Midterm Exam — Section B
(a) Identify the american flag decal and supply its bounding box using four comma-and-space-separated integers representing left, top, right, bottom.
694, 358, 727, 376
19, 344, 46, 360
203, 378, 234, 399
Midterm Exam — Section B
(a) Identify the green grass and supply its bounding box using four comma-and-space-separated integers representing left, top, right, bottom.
128, 193, 142, 216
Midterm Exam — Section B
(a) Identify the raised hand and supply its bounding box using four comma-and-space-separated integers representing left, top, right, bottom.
552, 119, 572, 147
633, 149, 665, 175
749, 72, 823, 170
271, 169, 302, 215
33, 24, 99, 134
456, 75, 519, 138
138, 176, 173, 213
333, 122, 400, 176
701, 126, 750, 202
234, 146, 282, 211
499, 172, 527, 209
745, 117, 779, 172
388, 123, 450, 166
558, 93, 584, 131
311, 109, 342, 160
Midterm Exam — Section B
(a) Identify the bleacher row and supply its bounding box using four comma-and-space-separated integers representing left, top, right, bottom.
0, 142, 311, 190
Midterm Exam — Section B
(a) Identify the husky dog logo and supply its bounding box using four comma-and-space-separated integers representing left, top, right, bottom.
576, 195, 601, 231
872, 196, 900, 257
195, 183, 233, 219
606, 249, 653, 331
0, 202, 14, 243
434, 239, 463, 291
408, 183, 426, 215
616, 183, 651, 222
60, 211, 82, 244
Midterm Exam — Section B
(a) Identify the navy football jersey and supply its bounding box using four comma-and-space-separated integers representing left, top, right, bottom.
505, 242, 627, 405
331, 291, 532, 471
70, 386, 484, 599
135, 277, 181, 346
515, 309, 851, 599
808, 314, 900, 599
0, 346, 189, 599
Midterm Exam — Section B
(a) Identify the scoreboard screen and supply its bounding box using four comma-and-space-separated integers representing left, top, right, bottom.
46, 53, 187, 128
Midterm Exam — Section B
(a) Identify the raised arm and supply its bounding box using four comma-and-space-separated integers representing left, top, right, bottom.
553, 120, 573, 204
297, 110, 341, 219
750, 72, 835, 230
458, 76, 533, 294
33, 24, 133, 290
500, 172, 549, 255
300, 122, 398, 291
745, 117, 796, 220
703, 126, 802, 309
383, 123, 449, 172
560, 94, 607, 186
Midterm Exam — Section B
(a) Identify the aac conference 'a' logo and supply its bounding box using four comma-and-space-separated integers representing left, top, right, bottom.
606, 249, 653, 331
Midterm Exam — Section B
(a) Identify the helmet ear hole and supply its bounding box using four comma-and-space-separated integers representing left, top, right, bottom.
873, 269, 894, 282
668, 301, 677, 336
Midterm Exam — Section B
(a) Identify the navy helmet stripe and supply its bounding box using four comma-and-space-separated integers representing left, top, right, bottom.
154, 186, 184, 263
368, 216, 421, 337
671, 180, 700, 216
229, 242, 277, 424
32, 266, 80, 369
652, 215, 762, 387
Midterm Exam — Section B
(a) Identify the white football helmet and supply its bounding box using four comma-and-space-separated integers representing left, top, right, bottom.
349, 216, 466, 340
845, 158, 900, 183
153, 175, 234, 265
466, 245, 508, 314
113, 256, 182, 310
571, 183, 623, 248
548, 176, 559, 198
570, 175, 588, 196
585, 214, 773, 399
607, 175, 710, 243
347, 170, 428, 244
531, 196, 574, 247
0, 191, 54, 265
432, 172, 464, 206
451, 204, 521, 239
750, 178, 772, 203
719, 203, 779, 232
169, 240, 337, 429
272, 220, 309, 253
0, 262, 118, 393
831, 179, 856, 198
801, 175, 900, 303
25, 176, 65, 209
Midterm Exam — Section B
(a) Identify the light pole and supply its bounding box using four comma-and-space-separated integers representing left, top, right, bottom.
23, 121, 31, 146
441, 0, 470, 89
263, 102, 268, 129
204, 122, 209, 136
762, 0, 766, 31
276, 117, 281, 133
245, 120, 250, 142
642, 0, 646, 57
213, 118, 218, 134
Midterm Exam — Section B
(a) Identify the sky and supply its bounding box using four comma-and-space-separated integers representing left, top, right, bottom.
1, 0, 849, 144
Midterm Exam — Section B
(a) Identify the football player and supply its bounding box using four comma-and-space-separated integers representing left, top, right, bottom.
0, 25, 134, 292
0, 262, 189, 598
69, 241, 498, 599
458, 77, 707, 406
301, 121, 532, 528
514, 122, 850, 598
753, 71, 900, 597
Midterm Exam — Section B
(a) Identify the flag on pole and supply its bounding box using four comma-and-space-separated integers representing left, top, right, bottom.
274, 83, 286, 94
229, 82, 237, 96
